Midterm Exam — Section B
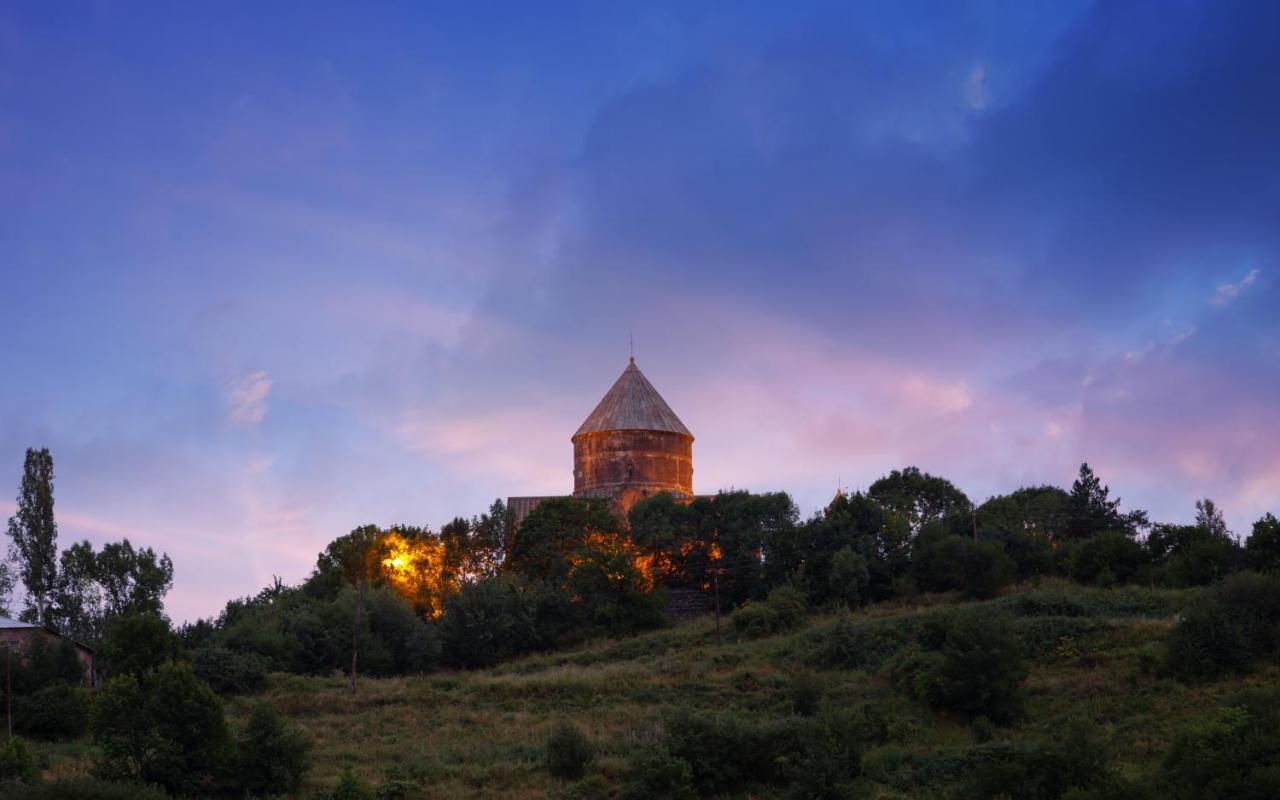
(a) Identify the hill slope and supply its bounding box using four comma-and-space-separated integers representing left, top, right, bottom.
213, 579, 1276, 798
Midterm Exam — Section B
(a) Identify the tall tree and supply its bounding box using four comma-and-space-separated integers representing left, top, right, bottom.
1064, 463, 1147, 540
0, 561, 14, 617
96, 540, 175, 617
51, 539, 105, 641
6, 448, 59, 623
320, 525, 384, 691
868, 466, 971, 534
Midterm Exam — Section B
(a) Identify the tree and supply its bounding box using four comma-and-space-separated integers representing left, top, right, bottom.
91, 661, 230, 796
236, 703, 312, 796
96, 540, 175, 618
916, 608, 1027, 722
868, 467, 971, 534
50, 540, 103, 641
440, 577, 535, 668
321, 525, 385, 691
507, 497, 620, 583
1246, 513, 1280, 573
7, 448, 59, 623
1146, 501, 1241, 587
828, 546, 870, 607
99, 610, 183, 679
0, 560, 14, 617
1064, 463, 1147, 540
913, 532, 1017, 599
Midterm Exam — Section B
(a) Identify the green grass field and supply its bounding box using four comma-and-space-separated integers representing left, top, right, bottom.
29, 578, 1279, 798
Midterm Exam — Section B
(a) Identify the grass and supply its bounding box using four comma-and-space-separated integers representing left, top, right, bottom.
30, 578, 1280, 798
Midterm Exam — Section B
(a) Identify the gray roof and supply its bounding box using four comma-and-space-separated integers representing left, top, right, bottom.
0, 615, 39, 630
574, 359, 692, 439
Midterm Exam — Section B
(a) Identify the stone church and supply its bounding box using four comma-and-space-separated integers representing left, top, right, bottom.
508, 357, 693, 525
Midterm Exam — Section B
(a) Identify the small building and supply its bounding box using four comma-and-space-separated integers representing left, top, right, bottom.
0, 615, 97, 685
509, 357, 695, 525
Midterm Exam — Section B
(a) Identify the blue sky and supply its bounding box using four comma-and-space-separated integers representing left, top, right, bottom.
1, 1, 1277, 621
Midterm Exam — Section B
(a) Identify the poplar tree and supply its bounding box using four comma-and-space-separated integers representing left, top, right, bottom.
6, 447, 59, 623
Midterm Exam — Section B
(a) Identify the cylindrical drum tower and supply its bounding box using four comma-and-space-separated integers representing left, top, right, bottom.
572, 358, 693, 516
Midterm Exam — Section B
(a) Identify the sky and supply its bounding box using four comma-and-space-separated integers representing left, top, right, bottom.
1, 1, 1278, 622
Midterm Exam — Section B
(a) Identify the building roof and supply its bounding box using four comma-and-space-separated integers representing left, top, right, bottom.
574, 358, 693, 439
0, 615, 39, 630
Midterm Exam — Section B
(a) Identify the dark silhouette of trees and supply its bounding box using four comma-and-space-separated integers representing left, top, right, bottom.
6, 448, 59, 623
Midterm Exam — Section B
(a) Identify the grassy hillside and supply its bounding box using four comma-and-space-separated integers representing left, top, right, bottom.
177, 579, 1273, 798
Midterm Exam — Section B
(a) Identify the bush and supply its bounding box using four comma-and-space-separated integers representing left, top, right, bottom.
625, 749, 696, 800
15, 683, 90, 740
663, 708, 861, 795
889, 608, 1027, 722
440, 577, 536, 668
964, 721, 1119, 800
914, 535, 1016, 599
6, 776, 171, 800
0, 736, 39, 784
1166, 571, 1280, 680
829, 546, 871, 607
236, 703, 312, 795
812, 615, 918, 671
326, 769, 376, 800
790, 670, 823, 716
546, 721, 595, 780
732, 585, 808, 639
192, 646, 268, 695
91, 662, 230, 795
99, 611, 184, 679
790, 712, 867, 800
1162, 688, 1280, 799
1068, 533, 1147, 587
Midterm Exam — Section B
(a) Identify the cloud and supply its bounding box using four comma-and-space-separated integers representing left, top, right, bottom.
964, 63, 989, 112
1210, 268, 1261, 307
228, 371, 272, 426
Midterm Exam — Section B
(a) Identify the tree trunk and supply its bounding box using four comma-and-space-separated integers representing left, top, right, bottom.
350, 574, 365, 693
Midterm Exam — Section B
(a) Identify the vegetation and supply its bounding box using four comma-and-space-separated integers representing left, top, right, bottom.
5, 449, 1280, 797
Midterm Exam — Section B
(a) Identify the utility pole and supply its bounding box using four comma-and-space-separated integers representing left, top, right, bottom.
6, 645, 11, 739
971, 507, 978, 540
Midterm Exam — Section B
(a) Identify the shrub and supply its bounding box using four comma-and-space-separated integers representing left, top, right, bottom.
0, 736, 39, 784
964, 726, 1115, 800
889, 608, 1026, 722
914, 535, 1017, 599
553, 774, 613, 800
829, 547, 871, 607
192, 646, 268, 695
375, 778, 417, 799
546, 721, 595, 780
99, 611, 184, 679
15, 683, 90, 740
327, 769, 376, 800
91, 661, 230, 796
625, 749, 696, 800
1166, 571, 1280, 680
236, 703, 312, 796
440, 577, 536, 668
732, 585, 808, 639
790, 670, 823, 716
731, 602, 781, 639
790, 712, 867, 800
6, 776, 171, 800
1068, 533, 1147, 587
1162, 688, 1280, 799
812, 615, 918, 671
661, 709, 854, 795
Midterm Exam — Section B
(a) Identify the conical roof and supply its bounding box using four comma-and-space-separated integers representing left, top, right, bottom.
574, 358, 692, 439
